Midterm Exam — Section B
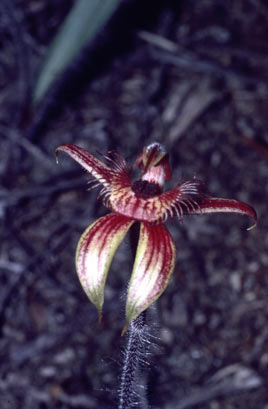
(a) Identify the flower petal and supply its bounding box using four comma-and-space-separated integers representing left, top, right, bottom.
76, 214, 134, 321
147, 178, 209, 222
55, 144, 113, 187
186, 197, 257, 230
111, 179, 207, 223
124, 223, 176, 332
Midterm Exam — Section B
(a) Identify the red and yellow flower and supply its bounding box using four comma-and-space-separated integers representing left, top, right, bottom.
56, 143, 256, 332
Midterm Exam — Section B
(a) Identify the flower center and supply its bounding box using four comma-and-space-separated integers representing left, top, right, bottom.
131, 180, 162, 199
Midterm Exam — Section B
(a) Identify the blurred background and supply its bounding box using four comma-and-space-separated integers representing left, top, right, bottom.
0, 0, 267, 408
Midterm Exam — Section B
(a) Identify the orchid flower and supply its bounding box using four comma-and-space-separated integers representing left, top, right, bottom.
56, 143, 256, 333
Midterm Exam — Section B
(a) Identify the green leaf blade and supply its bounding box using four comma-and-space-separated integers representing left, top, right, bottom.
33, 0, 121, 105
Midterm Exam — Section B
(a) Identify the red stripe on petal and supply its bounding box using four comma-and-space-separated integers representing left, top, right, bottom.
75, 213, 134, 317
55, 144, 114, 187
125, 223, 176, 324
110, 179, 208, 224
188, 197, 257, 230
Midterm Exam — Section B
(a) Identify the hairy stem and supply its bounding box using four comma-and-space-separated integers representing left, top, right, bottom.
118, 222, 149, 409
118, 311, 148, 409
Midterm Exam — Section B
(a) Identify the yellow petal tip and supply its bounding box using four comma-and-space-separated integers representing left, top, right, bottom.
55, 152, 59, 164
121, 321, 130, 336
247, 222, 257, 231
98, 310, 103, 324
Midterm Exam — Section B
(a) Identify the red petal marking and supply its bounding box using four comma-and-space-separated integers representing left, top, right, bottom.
124, 223, 176, 328
110, 185, 186, 222
110, 179, 207, 223
152, 179, 209, 221
55, 144, 114, 187
76, 214, 134, 319
110, 186, 163, 222
186, 197, 257, 230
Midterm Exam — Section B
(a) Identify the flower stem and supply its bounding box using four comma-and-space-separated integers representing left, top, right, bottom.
118, 311, 148, 409
118, 222, 149, 408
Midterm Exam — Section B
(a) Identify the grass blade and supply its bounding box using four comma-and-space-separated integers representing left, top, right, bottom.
33, 0, 121, 105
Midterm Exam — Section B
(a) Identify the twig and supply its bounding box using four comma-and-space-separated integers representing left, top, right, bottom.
0, 177, 87, 207
0, 222, 74, 329
0, 376, 95, 408
0, 260, 24, 274
138, 30, 263, 85
0, 127, 53, 170
174, 364, 262, 409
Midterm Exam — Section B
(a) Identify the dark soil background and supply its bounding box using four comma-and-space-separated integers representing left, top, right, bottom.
0, 0, 268, 408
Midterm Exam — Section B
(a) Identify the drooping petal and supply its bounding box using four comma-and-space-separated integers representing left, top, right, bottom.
124, 222, 176, 332
55, 144, 114, 188
76, 213, 134, 321
185, 197, 257, 230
